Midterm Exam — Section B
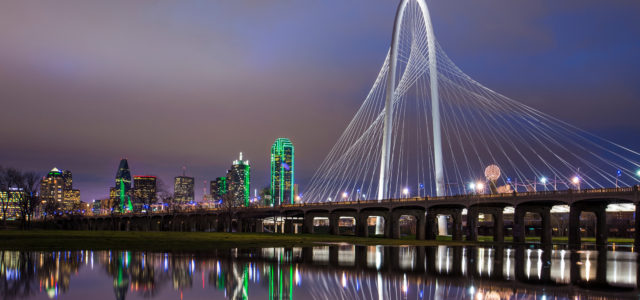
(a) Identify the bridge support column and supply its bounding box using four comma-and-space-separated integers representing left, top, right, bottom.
303, 215, 315, 234
452, 210, 463, 241
466, 207, 478, 242
389, 213, 401, 239
284, 219, 294, 234
356, 214, 368, 237
329, 214, 340, 235
569, 202, 608, 246
425, 212, 437, 240
514, 205, 552, 244
416, 214, 426, 240
635, 203, 640, 249
494, 210, 504, 243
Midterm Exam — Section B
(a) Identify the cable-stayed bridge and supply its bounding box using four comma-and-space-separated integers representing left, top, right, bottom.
304, 0, 640, 204
58, 0, 640, 248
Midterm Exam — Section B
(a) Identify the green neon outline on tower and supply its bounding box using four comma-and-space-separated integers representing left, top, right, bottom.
270, 138, 295, 205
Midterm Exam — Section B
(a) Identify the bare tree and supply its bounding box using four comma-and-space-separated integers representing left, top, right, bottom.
0, 166, 8, 228
15, 171, 41, 229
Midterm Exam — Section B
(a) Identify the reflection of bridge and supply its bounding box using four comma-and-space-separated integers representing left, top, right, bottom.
224, 245, 640, 299
61, 186, 640, 247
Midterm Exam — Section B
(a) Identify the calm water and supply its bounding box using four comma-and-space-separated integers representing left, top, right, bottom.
1, 245, 638, 299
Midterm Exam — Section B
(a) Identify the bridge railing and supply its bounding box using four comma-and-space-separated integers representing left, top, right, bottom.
83, 186, 638, 217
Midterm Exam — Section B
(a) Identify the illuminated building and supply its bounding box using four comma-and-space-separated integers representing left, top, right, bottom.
174, 176, 195, 204
226, 152, 250, 207
0, 189, 23, 220
40, 167, 80, 213
133, 175, 156, 211
210, 177, 227, 201
271, 138, 295, 205
110, 159, 133, 212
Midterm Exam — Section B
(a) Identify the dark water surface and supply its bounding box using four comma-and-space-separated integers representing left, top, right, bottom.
1, 245, 638, 299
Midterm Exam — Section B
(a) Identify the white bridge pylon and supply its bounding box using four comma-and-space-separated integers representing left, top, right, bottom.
305, 0, 640, 211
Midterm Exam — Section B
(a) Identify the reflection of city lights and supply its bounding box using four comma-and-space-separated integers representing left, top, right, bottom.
402, 274, 408, 293
341, 272, 347, 288
295, 267, 301, 286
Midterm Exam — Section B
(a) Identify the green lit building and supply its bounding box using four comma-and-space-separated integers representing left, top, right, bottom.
270, 138, 294, 205
110, 159, 133, 212
226, 153, 250, 207
210, 177, 227, 201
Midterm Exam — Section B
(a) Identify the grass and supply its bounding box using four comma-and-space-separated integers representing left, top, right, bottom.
0, 230, 633, 251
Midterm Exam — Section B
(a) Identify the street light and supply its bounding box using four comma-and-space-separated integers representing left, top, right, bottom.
636, 170, 640, 177
402, 188, 409, 198
469, 183, 476, 193
572, 176, 581, 191
476, 182, 485, 193
342, 192, 348, 201
540, 177, 547, 184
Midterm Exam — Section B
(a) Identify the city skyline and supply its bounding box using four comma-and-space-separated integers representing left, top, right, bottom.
1, 0, 639, 202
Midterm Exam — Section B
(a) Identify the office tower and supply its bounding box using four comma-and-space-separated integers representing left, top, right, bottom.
270, 138, 294, 205
133, 175, 157, 211
226, 152, 250, 207
210, 176, 227, 201
111, 159, 133, 212
174, 176, 195, 204
40, 167, 81, 213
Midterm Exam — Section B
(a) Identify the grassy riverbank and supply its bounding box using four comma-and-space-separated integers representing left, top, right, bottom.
0, 230, 633, 251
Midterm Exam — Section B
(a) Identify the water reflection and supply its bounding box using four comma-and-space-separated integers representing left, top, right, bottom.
0, 245, 638, 299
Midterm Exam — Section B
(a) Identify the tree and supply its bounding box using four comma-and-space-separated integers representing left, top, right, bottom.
13, 171, 40, 229
0, 166, 8, 228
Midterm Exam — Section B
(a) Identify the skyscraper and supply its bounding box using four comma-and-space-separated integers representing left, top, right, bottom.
270, 138, 294, 205
110, 158, 133, 212
210, 176, 227, 201
174, 176, 195, 204
133, 175, 157, 211
40, 167, 81, 213
226, 152, 250, 207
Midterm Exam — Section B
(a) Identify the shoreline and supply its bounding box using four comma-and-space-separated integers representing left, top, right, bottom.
0, 230, 632, 251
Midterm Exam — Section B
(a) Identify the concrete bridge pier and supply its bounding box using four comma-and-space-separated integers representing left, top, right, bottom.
329, 213, 340, 235
426, 207, 463, 241
513, 204, 552, 244
284, 219, 294, 234
356, 215, 369, 237
466, 206, 505, 242
569, 202, 608, 246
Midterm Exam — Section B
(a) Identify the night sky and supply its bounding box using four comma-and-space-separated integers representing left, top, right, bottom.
1, 0, 639, 202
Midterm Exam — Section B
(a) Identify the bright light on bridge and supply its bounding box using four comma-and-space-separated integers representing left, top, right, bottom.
540, 177, 548, 184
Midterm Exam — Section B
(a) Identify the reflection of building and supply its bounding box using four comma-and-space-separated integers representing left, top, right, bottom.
111, 159, 133, 212
270, 138, 295, 206
133, 176, 157, 212
226, 153, 250, 207
40, 167, 80, 213
0, 189, 23, 220
174, 176, 195, 204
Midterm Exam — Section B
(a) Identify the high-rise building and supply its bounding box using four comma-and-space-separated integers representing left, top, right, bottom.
133, 176, 157, 211
40, 167, 81, 213
174, 176, 195, 204
110, 159, 133, 212
210, 177, 227, 201
226, 152, 250, 207
270, 138, 294, 205
0, 188, 23, 220
62, 170, 73, 191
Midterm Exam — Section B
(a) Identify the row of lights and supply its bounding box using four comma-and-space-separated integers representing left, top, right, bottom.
332, 170, 640, 201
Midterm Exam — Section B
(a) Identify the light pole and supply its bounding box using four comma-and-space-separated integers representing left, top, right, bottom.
572, 176, 581, 191
540, 177, 548, 191
616, 170, 622, 188
402, 188, 409, 198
